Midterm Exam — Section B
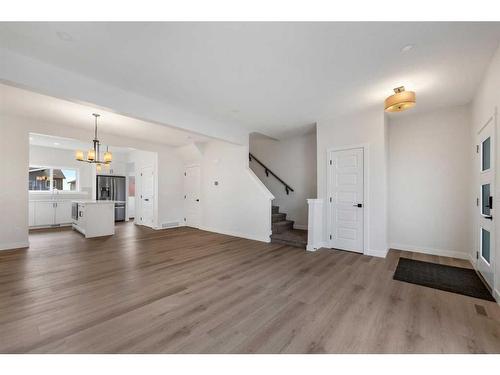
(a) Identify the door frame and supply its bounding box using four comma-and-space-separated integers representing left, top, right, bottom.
136, 164, 156, 229
326, 144, 370, 255
474, 109, 497, 295
184, 163, 201, 229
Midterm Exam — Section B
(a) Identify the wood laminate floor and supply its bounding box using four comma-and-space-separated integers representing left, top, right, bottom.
0, 222, 499, 353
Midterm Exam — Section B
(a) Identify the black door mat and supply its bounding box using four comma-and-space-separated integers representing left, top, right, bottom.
393, 257, 495, 302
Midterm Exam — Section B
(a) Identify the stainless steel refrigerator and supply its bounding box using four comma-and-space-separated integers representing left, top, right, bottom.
96, 175, 126, 221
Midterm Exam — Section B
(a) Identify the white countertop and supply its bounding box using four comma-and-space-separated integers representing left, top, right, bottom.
72, 200, 116, 205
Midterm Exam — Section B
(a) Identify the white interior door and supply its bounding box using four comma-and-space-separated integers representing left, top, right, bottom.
328, 148, 364, 253
139, 166, 155, 228
477, 119, 495, 289
184, 165, 201, 228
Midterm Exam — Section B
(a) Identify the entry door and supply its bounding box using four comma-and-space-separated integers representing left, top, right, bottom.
477, 119, 495, 289
328, 148, 364, 253
140, 166, 155, 228
184, 166, 201, 228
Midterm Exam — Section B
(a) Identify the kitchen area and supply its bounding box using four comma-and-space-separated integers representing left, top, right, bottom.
28, 131, 140, 238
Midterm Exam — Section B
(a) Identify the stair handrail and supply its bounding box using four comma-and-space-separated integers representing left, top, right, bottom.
249, 153, 295, 195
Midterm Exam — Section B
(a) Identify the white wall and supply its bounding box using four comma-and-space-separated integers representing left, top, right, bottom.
472, 42, 500, 299
176, 140, 274, 242
388, 105, 473, 259
200, 141, 274, 242
0, 113, 185, 250
249, 131, 317, 229
316, 108, 388, 256
0, 119, 29, 250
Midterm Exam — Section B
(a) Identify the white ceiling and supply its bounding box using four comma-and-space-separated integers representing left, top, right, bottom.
1, 22, 500, 138
0, 83, 213, 147
29, 133, 133, 155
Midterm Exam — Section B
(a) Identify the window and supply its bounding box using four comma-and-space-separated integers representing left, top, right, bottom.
482, 183, 491, 216
481, 227, 491, 264
29, 166, 79, 192
28, 167, 51, 191
482, 136, 491, 171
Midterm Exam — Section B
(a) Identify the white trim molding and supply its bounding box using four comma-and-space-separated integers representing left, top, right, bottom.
365, 248, 389, 258
198, 226, 271, 243
306, 198, 324, 252
494, 288, 500, 305
293, 224, 308, 230
390, 243, 470, 260
0, 241, 29, 251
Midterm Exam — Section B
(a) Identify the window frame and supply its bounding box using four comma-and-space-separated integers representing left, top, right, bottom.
28, 165, 81, 194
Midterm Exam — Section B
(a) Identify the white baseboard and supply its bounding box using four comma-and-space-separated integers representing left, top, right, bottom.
389, 243, 469, 260
365, 248, 389, 258
306, 241, 326, 252
0, 241, 29, 251
469, 252, 477, 267
29, 223, 72, 230
293, 224, 308, 230
198, 226, 271, 243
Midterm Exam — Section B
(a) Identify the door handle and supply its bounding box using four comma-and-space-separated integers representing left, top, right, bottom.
196, 199, 200, 202
353, 203, 363, 208
144, 198, 149, 202
485, 215, 493, 220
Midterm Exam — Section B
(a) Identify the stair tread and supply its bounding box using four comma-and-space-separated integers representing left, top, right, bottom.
271, 229, 308, 244
271, 213, 286, 223
272, 220, 294, 226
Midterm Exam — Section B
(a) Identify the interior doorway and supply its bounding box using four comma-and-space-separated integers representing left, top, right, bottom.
184, 165, 201, 228
138, 165, 155, 228
476, 114, 496, 290
327, 147, 365, 253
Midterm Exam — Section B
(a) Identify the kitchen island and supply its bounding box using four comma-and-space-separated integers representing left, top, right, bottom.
72, 200, 115, 238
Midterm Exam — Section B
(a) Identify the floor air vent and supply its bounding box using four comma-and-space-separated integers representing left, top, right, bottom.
161, 222, 179, 229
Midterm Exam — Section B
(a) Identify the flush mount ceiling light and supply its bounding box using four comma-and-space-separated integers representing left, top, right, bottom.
384, 86, 416, 112
401, 44, 414, 53
56, 31, 73, 42
75, 114, 112, 169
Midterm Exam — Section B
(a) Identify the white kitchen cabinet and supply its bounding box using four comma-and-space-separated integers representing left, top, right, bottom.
29, 200, 74, 227
55, 201, 72, 224
34, 202, 57, 226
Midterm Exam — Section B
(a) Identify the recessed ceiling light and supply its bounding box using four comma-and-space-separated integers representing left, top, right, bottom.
401, 44, 414, 53
56, 31, 73, 42
53, 142, 61, 146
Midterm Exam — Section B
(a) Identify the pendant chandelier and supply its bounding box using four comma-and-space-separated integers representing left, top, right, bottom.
75, 113, 112, 170
384, 86, 416, 112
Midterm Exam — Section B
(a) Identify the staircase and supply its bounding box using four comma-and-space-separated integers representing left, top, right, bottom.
270, 205, 308, 248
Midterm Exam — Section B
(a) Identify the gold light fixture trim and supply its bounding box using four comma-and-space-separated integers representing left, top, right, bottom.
75, 113, 112, 166
384, 86, 416, 112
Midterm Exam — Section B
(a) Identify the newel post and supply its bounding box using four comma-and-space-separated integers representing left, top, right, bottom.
306, 199, 324, 252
